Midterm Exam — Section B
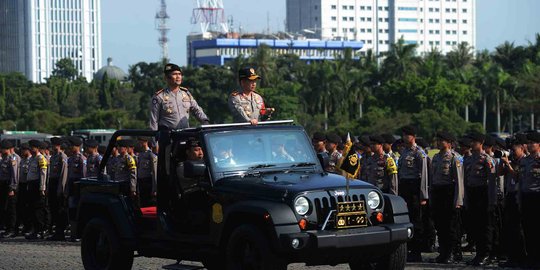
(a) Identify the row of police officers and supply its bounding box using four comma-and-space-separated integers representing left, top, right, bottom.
311, 126, 540, 268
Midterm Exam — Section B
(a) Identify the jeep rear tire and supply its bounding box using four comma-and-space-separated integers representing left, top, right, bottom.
81, 217, 134, 270
226, 224, 286, 270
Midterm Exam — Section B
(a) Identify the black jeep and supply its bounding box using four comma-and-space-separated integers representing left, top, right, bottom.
74, 121, 412, 270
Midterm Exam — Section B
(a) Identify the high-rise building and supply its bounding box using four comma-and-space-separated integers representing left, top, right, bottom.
0, 0, 101, 83
286, 0, 476, 56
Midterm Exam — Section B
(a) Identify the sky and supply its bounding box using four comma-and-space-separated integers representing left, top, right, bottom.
101, 0, 540, 71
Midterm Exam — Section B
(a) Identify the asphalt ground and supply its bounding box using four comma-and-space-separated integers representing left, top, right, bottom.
0, 235, 532, 270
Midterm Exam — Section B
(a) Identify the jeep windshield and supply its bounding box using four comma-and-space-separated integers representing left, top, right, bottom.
205, 128, 320, 181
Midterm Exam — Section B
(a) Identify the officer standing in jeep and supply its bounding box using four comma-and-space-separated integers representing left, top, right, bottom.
149, 63, 209, 131
228, 67, 274, 125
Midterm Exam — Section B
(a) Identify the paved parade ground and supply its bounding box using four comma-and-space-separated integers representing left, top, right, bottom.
0, 237, 521, 270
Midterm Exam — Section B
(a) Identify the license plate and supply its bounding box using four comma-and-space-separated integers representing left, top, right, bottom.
335, 201, 368, 229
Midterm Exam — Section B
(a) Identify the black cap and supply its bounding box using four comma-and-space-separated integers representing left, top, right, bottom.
20, 143, 30, 151
458, 136, 472, 147
238, 67, 261, 80
116, 140, 130, 147
40, 141, 50, 149
381, 133, 396, 144
435, 130, 456, 142
484, 135, 496, 147
312, 132, 326, 142
467, 132, 485, 143
401, 125, 417, 136
28, 139, 42, 148
186, 138, 201, 148
0, 139, 13, 149
527, 132, 540, 143
50, 137, 64, 146
359, 135, 371, 146
369, 135, 385, 144
137, 136, 151, 142
416, 138, 429, 149
84, 139, 99, 148
515, 133, 529, 145
326, 133, 342, 144
67, 136, 83, 147
164, 63, 182, 74
495, 137, 507, 149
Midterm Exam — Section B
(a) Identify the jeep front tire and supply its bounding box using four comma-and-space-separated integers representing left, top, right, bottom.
226, 224, 286, 270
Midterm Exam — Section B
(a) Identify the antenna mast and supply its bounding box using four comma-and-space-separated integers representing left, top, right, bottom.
155, 0, 170, 62
191, 0, 229, 34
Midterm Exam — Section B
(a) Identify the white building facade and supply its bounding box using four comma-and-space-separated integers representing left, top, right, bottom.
286, 0, 476, 56
0, 0, 101, 83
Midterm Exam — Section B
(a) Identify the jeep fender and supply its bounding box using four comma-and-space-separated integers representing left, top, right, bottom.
76, 193, 136, 244
383, 194, 410, 224
215, 200, 300, 249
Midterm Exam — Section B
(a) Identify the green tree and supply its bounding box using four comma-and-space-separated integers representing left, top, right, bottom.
51, 58, 78, 80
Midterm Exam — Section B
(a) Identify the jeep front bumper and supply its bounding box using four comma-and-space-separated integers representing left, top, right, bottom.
279, 223, 413, 251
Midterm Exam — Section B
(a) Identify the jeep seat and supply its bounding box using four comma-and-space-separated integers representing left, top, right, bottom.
140, 206, 157, 218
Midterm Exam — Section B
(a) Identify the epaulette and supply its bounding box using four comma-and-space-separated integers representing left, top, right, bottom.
154, 88, 164, 95
416, 146, 427, 158
231, 90, 239, 96
179, 86, 189, 92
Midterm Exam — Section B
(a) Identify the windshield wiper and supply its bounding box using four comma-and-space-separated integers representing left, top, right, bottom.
289, 162, 317, 168
245, 164, 276, 175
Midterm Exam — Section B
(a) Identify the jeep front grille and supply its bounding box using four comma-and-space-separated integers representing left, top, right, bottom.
312, 193, 366, 228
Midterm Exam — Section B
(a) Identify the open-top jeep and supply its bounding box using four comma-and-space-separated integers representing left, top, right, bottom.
74, 121, 413, 270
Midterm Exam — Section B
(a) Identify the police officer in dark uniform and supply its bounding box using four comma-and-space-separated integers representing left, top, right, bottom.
381, 133, 398, 165
115, 140, 137, 199
62, 136, 87, 241
25, 140, 48, 240
136, 137, 157, 207
430, 131, 464, 263
16, 143, 32, 235
463, 132, 497, 266
84, 139, 101, 178
326, 133, 342, 173
358, 135, 373, 181
364, 135, 398, 195
498, 136, 527, 267
397, 125, 429, 262
519, 132, 540, 268
46, 137, 69, 241
0, 140, 18, 238
106, 146, 120, 180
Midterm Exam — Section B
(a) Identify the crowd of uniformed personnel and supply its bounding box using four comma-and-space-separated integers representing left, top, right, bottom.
0, 136, 157, 241
311, 126, 540, 268
2, 62, 539, 270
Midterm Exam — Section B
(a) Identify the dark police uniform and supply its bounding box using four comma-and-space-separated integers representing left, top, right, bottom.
397, 126, 429, 261
518, 132, 540, 267
364, 135, 398, 194
0, 140, 19, 237
429, 131, 464, 263
463, 133, 497, 266
46, 137, 68, 240
115, 140, 137, 196
16, 144, 32, 233
25, 140, 48, 239
500, 141, 526, 266
137, 146, 157, 207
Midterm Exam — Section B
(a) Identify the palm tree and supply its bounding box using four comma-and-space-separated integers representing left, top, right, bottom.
380, 38, 420, 80
446, 42, 475, 121
473, 50, 493, 130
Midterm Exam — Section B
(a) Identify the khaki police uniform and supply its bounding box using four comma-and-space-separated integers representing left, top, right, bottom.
228, 91, 266, 123
150, 87, 209, 130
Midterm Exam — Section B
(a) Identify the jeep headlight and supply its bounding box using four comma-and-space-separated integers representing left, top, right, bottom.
294, 196, 310, 216
367, 191, 381, 209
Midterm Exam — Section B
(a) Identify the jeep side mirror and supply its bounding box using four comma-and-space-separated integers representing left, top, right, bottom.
317, 152, 330, 170
183, 160, 207, 178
